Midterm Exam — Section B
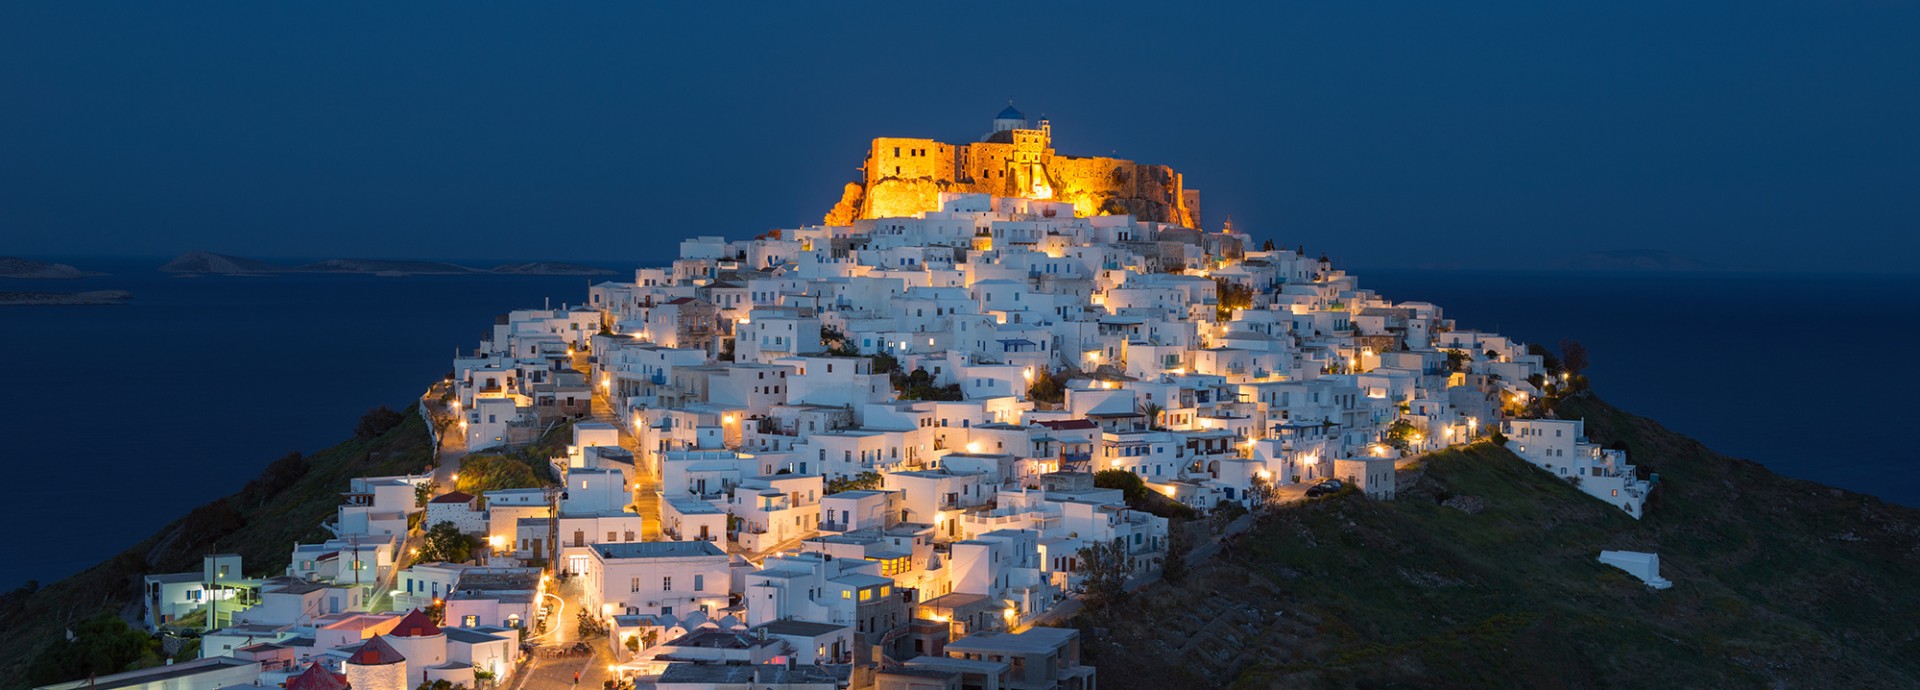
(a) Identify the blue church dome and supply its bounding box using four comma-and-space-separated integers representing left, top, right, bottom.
996, 104, 1025, 121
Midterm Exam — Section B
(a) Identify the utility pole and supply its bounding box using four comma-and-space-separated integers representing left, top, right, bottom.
204, 554, 216, 634
545, 484, 564, 574
349, 532, 362, 609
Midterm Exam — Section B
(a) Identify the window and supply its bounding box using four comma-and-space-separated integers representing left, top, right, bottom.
663, 576, 672, 591
841, 589, 851, 599
630, 577, 641, 593
693, 574, 704, 591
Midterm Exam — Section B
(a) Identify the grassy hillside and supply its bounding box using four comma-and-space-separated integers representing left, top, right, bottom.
0, 406, 435, 687
1072, 395, 1920, 689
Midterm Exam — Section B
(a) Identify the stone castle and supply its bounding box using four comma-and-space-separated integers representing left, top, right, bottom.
824, 104, 1201, 228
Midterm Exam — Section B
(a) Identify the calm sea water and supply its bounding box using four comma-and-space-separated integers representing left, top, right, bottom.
2, 262, 1914, 588
0, 257, 649, 589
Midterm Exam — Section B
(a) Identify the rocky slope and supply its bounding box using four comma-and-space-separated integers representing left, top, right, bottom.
1072, 395, 1920, 689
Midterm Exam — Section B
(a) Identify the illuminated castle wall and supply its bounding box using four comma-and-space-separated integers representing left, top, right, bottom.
825, 105, 1201, 228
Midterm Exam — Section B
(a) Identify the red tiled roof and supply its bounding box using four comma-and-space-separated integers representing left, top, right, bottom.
665, 297, 695, 305
284, 662, 350, 690
429, 491, 475, 504
346, 635, 406, 666
1037, 419, 1098, 430
388, 608, 443, 637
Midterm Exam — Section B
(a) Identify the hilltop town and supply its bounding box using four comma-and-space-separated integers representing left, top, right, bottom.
36, 110, 1651, 690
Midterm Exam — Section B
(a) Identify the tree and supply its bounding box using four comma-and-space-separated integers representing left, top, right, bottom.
826, 471, 882, 494
870, 352, 901, 375
414, 480, 440, 508
1027, 368, 1067, 405
1526, 343, 1563, 374
1161, 520, 1191, 585
1214, 278, 1254, 322
820, 325, 857, 356
1138, 402, 1164, 430
356, 406, 407, 439
1248, 475, 1278, 513
895, 368, 963, 401
1076, 537, 1131, 608
1560, 339, 1590, 375
26, 613, 158, 684
1443, 349, 1471, 374
1384, 419, 1420, 452
419, 521, 473, 564
1094, 469, 1148, 504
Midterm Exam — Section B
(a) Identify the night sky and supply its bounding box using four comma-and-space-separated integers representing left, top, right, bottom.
4, 2, 1916, 272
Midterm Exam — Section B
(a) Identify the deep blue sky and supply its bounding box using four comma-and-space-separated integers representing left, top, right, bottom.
3, 2, 1916, 271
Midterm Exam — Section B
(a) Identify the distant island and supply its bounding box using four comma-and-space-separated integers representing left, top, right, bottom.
491, 261, 617, 276
0, 257, 104, 279
1558, 249, 1722, 272
160, 251, 614, 276
0, 290, 131, 306
157, 251, 283, 275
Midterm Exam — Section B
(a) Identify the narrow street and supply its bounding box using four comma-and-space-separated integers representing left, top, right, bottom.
575, 350, 662, 541
420, 380, 470, 490
508, 573, 615, 690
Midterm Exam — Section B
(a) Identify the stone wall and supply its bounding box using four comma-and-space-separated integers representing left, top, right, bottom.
823, 129, 1200, 228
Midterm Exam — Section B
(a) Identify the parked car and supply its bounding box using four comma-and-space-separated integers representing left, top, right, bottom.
1305, 479, 1345, 497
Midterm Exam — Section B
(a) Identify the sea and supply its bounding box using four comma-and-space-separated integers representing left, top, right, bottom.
3, 259, 1916, 588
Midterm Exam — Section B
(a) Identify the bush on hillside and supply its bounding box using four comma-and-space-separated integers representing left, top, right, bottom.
355, 406, 407, 439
